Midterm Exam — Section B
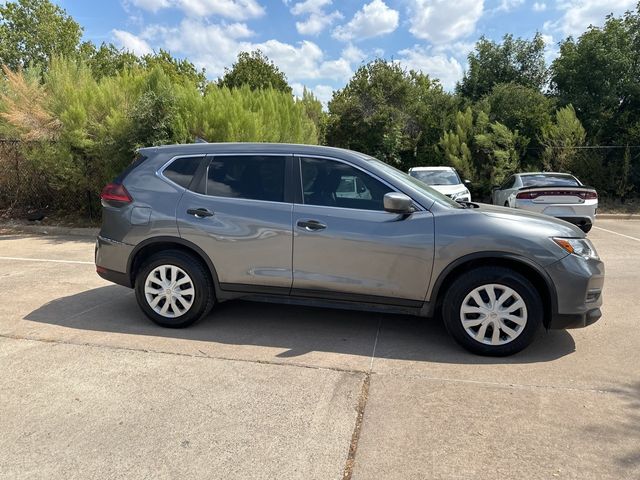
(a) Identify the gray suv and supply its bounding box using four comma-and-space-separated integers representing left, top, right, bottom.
96, 143, 604, 356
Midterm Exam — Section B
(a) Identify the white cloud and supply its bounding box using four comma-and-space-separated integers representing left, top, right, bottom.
407, 0, 484, 44
549, 0, 636, 37
341, 44, 366, 63
541, 33, 559, 63
130, 18, 356, 84
397, 46, 464, 91
533, 2, 547, 11
112, 29, 154, 55
290, 0, 331, 15
497, 0, 524, 12
129, 0, 171, 12
333, 0, 399, 42
310, 84, 334, 105
129, 0, 265, 20
289, 0, 343, 36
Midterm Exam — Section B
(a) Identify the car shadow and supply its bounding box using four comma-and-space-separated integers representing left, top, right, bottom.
24, 285, 576, 365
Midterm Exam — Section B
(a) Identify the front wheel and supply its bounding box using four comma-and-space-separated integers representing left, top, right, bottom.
135, 250, 214, 328
441, 267, 543, 356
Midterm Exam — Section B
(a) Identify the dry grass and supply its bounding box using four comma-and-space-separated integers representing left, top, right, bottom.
0, 65, 61, 141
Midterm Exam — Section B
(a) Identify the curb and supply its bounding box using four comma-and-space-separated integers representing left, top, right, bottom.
0, 222, 99, 237
597, 214, 640, 220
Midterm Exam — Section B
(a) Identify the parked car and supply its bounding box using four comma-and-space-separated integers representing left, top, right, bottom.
492, 172, 597, 233
408, 166, 471, 202
96, 144, 604, 356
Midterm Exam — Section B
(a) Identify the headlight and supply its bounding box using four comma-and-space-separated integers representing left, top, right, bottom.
552, 237, 599, 260
452, 189, 470, 200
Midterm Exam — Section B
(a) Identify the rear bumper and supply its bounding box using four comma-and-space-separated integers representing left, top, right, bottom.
546, 253, 604, 329
95, 235, 134, 287
96, 266, 132, 288
514, 200, 597, 223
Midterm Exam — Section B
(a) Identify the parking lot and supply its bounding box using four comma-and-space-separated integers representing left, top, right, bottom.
0, 218, 638, 479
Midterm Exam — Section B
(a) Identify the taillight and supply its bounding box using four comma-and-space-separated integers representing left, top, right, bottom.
516, 191, 538, 199
101, 183, 133, 206
516, 190, 597, 200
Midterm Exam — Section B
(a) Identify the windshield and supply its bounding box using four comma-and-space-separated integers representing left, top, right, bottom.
362, 156, 463, 209
521, 174, 580, 187
410, 169, 461, 185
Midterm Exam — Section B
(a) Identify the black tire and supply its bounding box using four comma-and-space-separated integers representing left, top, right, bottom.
441, 266, 542, 356
504, 201, 509, 207
134, 249, 214, 328
581, 223, 593, 233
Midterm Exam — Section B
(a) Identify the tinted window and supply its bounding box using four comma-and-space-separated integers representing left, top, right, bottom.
206, 155, 286, 202
410, 169, 461, 185
521, 174, 580, 187
301, 157, 392, 211
501, 176, 516, 189
164, 156, 201, 189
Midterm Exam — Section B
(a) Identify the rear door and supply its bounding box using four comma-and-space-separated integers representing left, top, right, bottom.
291, 156, 434, 304
176, 154, 294, 292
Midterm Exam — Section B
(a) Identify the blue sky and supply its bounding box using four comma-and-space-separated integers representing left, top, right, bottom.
56, 0, 637, 103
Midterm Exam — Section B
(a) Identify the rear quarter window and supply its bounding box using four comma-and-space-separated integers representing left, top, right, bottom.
163, 157, 201, 189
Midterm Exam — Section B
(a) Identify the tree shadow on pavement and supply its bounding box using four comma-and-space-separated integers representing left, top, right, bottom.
584, 381, 640, 471
23, 285, 576, 365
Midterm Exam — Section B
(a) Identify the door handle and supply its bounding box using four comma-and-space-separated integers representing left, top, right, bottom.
187, 208, 214, 218
297, 220, 326, 231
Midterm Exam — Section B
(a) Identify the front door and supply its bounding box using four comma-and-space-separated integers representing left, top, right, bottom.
177, 154, 293, 292
291, 156, 435, 304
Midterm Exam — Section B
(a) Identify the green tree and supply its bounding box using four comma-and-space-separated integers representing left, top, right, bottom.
485, 82, 554, 163
551, 7, 640, 146
141, 50, 207, 91
79, 42, 139, 80
539, 105, 586, 172
0, 0, 82, 70
326, 59, 455, 168
457, 33, 547, 101
299, 87, 326, 144
475, 121, 525, 187
438, 108, 476, 181
218, 50, 292, 94
616, 145, 635, 201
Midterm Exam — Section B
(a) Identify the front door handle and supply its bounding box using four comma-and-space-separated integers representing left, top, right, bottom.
187, 208, 214, 218
297, 219, 327, 231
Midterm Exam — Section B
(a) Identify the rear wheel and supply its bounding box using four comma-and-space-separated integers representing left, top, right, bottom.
135, 250, 214, 328
441, 266, 542, 356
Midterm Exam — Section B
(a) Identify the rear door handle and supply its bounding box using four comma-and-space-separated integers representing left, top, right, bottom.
297, 219, 326, 231
187, 208, 214, 218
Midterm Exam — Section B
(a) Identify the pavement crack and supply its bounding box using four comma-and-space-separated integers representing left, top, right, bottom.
342, 373, 370, 480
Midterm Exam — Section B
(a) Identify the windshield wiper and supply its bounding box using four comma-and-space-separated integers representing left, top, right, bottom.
456, 200, 479, 208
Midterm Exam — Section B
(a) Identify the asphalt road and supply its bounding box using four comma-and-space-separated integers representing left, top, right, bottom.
0, 219, 638, 479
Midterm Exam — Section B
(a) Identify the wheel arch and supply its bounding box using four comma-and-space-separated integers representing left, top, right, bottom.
428, 252, 558, 329
128, 236, 222, 297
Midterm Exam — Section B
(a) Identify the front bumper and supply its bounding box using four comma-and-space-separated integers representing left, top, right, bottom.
546, 253, 604, 329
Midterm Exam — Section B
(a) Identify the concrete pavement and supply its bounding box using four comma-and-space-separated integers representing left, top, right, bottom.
0, 218, 638, 479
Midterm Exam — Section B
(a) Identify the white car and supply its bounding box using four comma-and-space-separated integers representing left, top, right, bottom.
492, 172, 597, 233
408, 166, 471, 202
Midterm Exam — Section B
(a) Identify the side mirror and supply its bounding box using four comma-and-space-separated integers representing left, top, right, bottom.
384, 192, 413, 214
491, 185, 500, 190
464, 179, 472, 187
